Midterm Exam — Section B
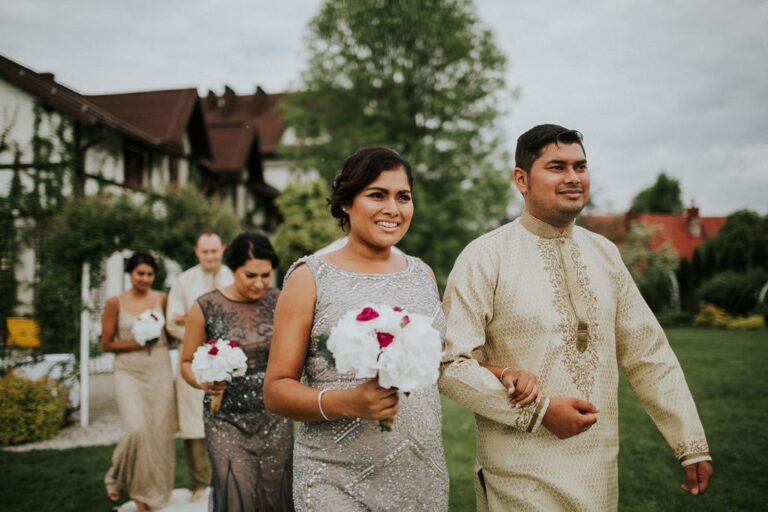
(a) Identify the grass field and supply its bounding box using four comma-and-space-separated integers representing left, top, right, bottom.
1, 328, 766, 511
442, 328, 768, 511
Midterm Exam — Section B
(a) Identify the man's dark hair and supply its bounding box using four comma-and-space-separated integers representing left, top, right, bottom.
515, 124, 586, 172
329, 147, 414, 231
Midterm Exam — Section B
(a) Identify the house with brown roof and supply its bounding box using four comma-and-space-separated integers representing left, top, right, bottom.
0, 54, 211, 315
0, 54, 211, 199
200, 85, 319, 229
582, 206, 726, 261
0, 53, 307, 318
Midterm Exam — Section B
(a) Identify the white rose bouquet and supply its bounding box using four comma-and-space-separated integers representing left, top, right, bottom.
191, 339, 248, 415
326, 303, 443, 430
131, 310, 165, 353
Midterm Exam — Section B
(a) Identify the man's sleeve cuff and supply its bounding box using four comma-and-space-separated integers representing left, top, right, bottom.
526, 396, 550, 433
680, 453, 712, 467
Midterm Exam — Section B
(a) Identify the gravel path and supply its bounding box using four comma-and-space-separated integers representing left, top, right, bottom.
3, 372, 121, 452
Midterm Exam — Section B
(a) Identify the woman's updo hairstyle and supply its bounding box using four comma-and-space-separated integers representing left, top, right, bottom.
224, 231, 279, 271
329, 147, 414, 231
125, 251, 158, 273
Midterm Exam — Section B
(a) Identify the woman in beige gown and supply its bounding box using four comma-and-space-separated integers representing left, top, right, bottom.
101, 251, 176, 511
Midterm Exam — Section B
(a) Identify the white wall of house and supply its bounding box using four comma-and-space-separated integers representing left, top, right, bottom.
264, 159, 319, 192
1, 79, 72, 316
0, 80, 71, 169
0, 77, 192, 317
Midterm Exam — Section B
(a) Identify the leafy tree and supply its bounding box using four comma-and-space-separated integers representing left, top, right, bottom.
149, 188, 240, 269
630, 172, 683, 214
273, 181, 342, 275
690, 209, 768, 283
620, 222, 679, 312
35, 190, 240, 353
281, 0, 512, 284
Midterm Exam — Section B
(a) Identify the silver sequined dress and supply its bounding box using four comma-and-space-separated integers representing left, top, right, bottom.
198, 289, 294, 512
286, 255, 449, 512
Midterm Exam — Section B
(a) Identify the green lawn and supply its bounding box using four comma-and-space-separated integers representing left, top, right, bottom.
1, 328, 766, 511
442, 328, 768, 511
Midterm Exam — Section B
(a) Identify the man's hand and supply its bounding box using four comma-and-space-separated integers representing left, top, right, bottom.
541, 397, 599, 439
174, 314, 187, 326
681, 461, 713, 496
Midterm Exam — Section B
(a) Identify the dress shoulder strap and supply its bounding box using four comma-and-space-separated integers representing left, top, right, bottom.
283, 254, 319, 286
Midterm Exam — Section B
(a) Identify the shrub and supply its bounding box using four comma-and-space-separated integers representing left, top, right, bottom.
656, 311, 694, 328
698, 269, 768, 316
694, 303, 730, 328
726, 315, 766, 331
0, 373, 69, 446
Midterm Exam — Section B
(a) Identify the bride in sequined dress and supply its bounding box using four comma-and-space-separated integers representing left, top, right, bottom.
264, 147, 449, 512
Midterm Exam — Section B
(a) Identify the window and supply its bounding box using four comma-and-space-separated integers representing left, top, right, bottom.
123, 145, 148, 189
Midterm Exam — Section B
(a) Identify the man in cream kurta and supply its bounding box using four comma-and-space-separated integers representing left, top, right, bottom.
166, 232, 233, 500
439, 125, 713, 511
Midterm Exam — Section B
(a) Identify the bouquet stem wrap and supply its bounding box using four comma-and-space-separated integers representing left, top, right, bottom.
191, 339, 248, 417
210, 392, 223, 415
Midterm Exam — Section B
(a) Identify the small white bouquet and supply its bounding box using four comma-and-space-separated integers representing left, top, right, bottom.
191, 339, 248, 415
131, 310, 165, 352
326, 304, 443, 430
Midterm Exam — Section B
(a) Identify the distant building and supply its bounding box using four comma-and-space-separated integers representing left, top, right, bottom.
582, 206, 726, 261
0, 53, 312, 320
0, 54, 215, 317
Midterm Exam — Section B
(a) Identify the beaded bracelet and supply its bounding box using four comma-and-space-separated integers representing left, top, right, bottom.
317, 389, 331, 421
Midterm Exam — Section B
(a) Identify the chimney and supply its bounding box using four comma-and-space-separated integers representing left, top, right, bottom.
252, 86, 267, 115
206, 90, 218, 109
686, 202, 701, 237
221, 85, 237, 116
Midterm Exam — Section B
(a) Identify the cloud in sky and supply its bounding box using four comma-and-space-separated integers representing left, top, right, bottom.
1, 0, 766, 214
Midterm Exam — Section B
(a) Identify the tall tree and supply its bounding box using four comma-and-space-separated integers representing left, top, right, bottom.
272, 181, 341, 275
691, 209, 768, 281
281, 0, 512, 283
630, 171, 683, 214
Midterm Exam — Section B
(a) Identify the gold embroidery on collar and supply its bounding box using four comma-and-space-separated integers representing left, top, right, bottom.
520, 209, 575, 239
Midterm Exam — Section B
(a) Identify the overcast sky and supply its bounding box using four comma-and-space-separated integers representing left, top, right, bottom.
1, 0, 766, 215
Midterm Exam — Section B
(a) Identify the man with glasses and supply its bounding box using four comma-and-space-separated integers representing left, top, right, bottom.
439, 124, 713, 510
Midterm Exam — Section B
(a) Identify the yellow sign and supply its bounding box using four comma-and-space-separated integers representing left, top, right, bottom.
5, 317, 41, 349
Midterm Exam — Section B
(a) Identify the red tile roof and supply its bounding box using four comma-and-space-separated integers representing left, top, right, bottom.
632, 213, 726, 260
583, 208, 726, 260
86, 89, 211, 157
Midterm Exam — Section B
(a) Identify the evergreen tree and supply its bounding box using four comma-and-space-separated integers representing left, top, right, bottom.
281, 0, 512, 283
630, 171, 683, 214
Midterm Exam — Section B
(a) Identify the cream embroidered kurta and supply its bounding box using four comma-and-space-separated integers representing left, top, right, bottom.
439, 209, 711, 511
166, 264, 233, 438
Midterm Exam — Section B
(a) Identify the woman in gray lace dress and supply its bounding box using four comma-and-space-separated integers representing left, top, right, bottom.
181, 232, 294, 511
264, 147, 449, 511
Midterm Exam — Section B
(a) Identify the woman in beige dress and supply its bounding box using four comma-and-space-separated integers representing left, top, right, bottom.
101, 251, 176, 512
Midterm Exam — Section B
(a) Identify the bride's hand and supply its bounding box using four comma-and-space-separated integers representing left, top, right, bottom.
503, 369, 541, 408
200, 380, 228, 395
339, 378, 399, 421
